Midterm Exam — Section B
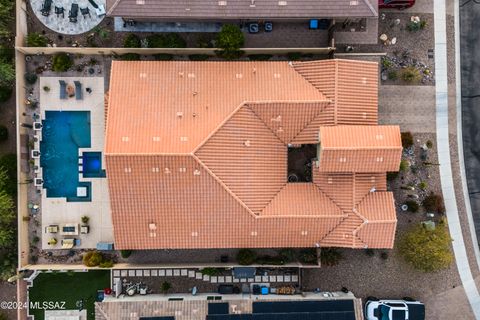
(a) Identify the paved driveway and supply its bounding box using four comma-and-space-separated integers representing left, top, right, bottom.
379, 85, 436, 133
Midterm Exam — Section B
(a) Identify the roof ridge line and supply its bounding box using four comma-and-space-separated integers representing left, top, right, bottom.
288, 101, 331, 144
311, 180, 349, 217
190, 154, 258, 219
323, 146, 403, 150
106, 0, 123, 15
361, 0, 378, 16
247, 104, 288, 145
104, 153, 191, 156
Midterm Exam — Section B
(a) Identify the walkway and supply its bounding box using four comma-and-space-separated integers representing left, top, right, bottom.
30, 0, 105, 34
434, 0, 480, 317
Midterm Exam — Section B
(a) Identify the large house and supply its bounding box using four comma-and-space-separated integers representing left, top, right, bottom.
105, 59, 402, 250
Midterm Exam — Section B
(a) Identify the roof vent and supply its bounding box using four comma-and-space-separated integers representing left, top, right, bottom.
327, 177, 333, 184
188, 73, 195, 78
191, 231, 199, 237
251, 231, 258, 236
194, 169, 201, 176
273, 73, 281, 78
149, 223, 157, 230
362, 77, 367, 84
180, 136, 189, 141
370, 187, 376, 193
349, 0, 359, 5
124, 167, 132, 173
235, 73, 243, 79
193, 112, 197, 117
252, 67, 257, 74
278, 0, 287, 5
376, 157, 384, 162
179, 167, 186, 173
139, 73, 147, 78
277, 127, 284, 133
375, 134, 384, 140
362, 112, 367, 119
339, 157, 347, 162
177, 111, 183, 118
301, 230, 308, 236
152, 136, 161, 141
271, 115, 281, 122
121, 136, 129, 142
193, 91, 198, 96
179, 72, 184, 77
218, 0, 227, 5
250, 0, 256, 7
371, 176, 376, 182
185, 7, 190, 11
136, 0, 145, 4
244, 140, 251, 147
152, 167, 159, 172
164, 168, 171, 174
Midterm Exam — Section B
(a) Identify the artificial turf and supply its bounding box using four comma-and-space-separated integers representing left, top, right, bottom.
28, 270, 110, 320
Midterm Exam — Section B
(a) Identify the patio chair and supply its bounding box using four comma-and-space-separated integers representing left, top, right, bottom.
80, 7, 91, 18
59, 80, 67, 99
41, 0, 52, 16
88, 0, 99, 9
69, 3, 79, 23
55, 6, 65, 18
74, 81, 83, 100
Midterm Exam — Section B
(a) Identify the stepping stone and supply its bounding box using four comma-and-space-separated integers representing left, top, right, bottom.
181, 269, 188, 276
284, 275, 291, 282
211, 276, 218, 283
113, 270, 120, 277
233, 278, 240, 283
166, 269, 173, 276
159, 269, 166, 276
225, 276, 232, 283
277, 275, 284, 282
240, 278, 247, 283
218, 276, 225, 283
144, 270, 150, 276
269, 276, 276, 282
292, 275, 299, 282
196, 272, 203, 279
188, 270, 195, 278
128, 270, 135, 277
203, 275, 210, 281
151, 270, 158, 276
173, 269, 180, 276
247, 278, 254, 283
121, 270, 127, 277
255, 276, 261, 282
135, 270, 142, 277
262, 276, 268, 282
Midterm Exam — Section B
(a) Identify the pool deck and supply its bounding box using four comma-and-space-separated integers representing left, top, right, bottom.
39, 76, 113, 249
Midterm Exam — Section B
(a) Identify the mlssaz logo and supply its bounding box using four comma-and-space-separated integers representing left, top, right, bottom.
30, 301, 66, 310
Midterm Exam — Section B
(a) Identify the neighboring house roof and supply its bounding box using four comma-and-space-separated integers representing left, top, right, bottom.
318, 125, 403, 172
106, 59, 400, 250
106, 0, 378, 19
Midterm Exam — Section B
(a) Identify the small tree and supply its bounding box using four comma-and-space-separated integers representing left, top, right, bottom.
0, 62, 14, 87
52, 53, 73, 72
216, 24, 244, 59
401, 132, 414, 148
399, 220, 453, 272
236, 249, 256, 265
401, 67, 422, 83
26, 33, 48, 47
120, 250, 132, 258
320, 248, 343, 266
123, 33, 141, 48
82, 251, 103, 267
161, 281, 171, 294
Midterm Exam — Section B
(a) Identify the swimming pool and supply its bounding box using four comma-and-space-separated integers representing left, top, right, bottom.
40, 111, 92, 200
82, 152, 106, 178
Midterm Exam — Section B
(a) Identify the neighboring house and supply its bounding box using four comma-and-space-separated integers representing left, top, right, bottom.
105, 59, 402, 250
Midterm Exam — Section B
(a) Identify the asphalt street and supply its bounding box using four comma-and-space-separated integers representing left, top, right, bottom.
461, 0, 480, 245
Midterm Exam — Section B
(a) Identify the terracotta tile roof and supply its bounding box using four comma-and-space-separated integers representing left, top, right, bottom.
318, 125, 402, 172
106, 59, 400, 250
107, 0, 378, 19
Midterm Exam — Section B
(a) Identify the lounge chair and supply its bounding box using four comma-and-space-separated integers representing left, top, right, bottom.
55, 6, 64, 18
69, 3, 79, 23
74, 81, 83, 100
88, 0, 99, 9
41, 0, 52, 16
80, 7, 91, 18
59, 80, 67, 99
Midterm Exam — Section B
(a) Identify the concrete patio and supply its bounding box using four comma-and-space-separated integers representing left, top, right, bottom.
30, 0, 105, 35
38, 76, 113, 250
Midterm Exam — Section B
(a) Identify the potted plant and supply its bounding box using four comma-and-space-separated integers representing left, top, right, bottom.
81, 215, 90, 224
43, 86, 50, 92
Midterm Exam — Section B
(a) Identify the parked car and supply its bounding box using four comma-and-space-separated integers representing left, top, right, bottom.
365, 297, 425, 320
378, 0, 415, 9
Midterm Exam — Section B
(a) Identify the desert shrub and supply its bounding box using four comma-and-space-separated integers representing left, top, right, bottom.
423, 192, 445, 213
426, 140, 433, 148
299, 248, 317, 264
236, 249, 256, 265
381, 57, 393, 69
161, 281, 171, 294
380, 252, 389, 260
320, 248, 342, 266
197, 35, 213, 48
216, 24, 244, 59
365, 249, 375, 257
256, 255, 285, 265
248, 54, 272, 61
405, 200, 419, 213
188, 54, 210, 61
147, 33, 186, 48
399, 159, 409, 172
388, 70, 398, 80
287, 52, 302, 60
81, 215, 89, 224
52, 53, 73, 72
407, 20, 427, 32
201, 267, 220, 276
418, 181, 428, 191
120, 53, 141, 61
387, 171, 399, 181
153, 53, 173, 61
123, 33, 141, 48
99, 260, 114, 268
401, 67, 422, 83
399, 220, 453, 272
0, 125, 7, 142
278, 248, 296, 263
82, 251, 103, 267
24, 72, 38, 85
120, 250, 132, 258
0, 86, 12, 102
401, 132, 414, 148
26, 33, 48, 47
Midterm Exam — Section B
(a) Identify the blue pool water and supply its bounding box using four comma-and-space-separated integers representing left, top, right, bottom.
82, 152, 106, 178
40, 111, 92, 200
